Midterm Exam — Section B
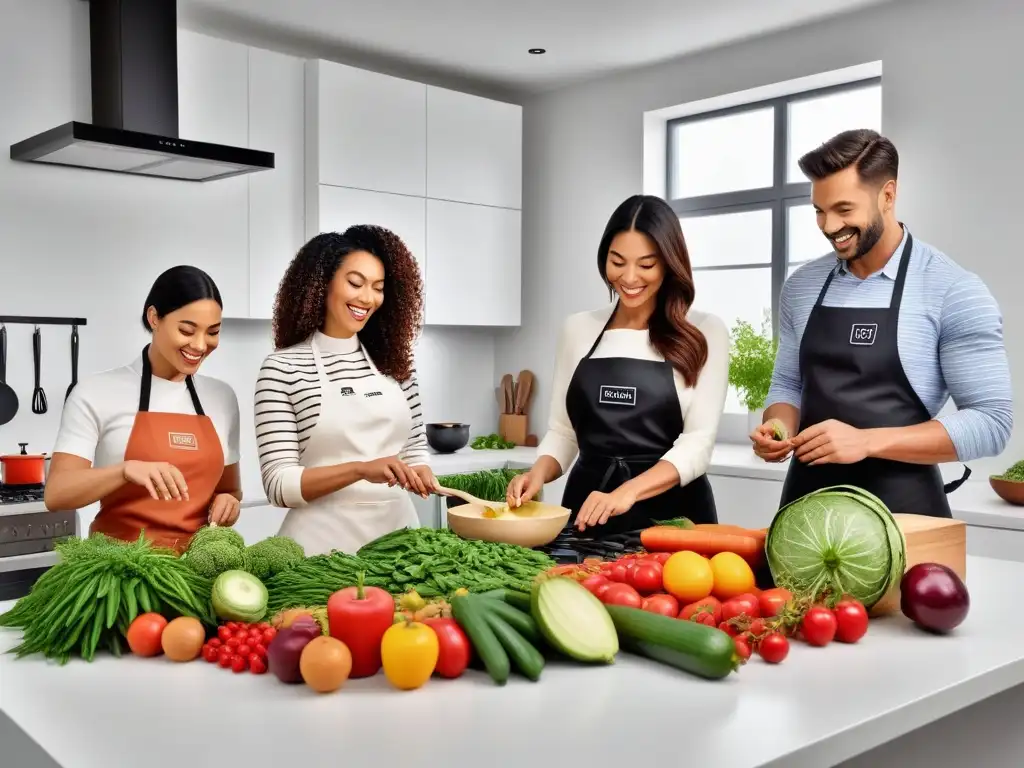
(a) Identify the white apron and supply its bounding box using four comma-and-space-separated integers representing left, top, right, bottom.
277, 334, 420, 556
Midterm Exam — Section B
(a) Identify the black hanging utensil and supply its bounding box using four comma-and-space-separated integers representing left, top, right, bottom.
0, 324, 18, 425
66, 324, 79, 401
31, 326, 47, 415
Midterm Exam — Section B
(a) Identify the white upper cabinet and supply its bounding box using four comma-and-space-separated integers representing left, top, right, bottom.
248, 47, 306, 320
425, 200, 521, 327
426, 87, 522, 210
306, 60, 426, 197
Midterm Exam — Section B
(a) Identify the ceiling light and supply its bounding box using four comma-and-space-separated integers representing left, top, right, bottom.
528, 48, 546, 55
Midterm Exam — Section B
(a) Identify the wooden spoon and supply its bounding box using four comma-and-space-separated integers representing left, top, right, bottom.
499, 373, 514, 414
515, 370, 534, 414
436, 485, 510, 518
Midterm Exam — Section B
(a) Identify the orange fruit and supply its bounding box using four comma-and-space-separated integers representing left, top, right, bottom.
709, 552, 755, 600
662, 551, 714, 602
300, 636, 353, 693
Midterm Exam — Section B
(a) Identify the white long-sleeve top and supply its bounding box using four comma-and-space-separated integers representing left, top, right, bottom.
254, 332, 428, 508
536, 304, 729, 486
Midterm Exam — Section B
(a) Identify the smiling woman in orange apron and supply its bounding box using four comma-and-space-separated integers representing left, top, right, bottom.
254, 227, 437, 556
44, 266, 242, 552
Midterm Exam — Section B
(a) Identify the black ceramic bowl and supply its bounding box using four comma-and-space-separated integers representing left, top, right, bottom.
426, 422, 470, 454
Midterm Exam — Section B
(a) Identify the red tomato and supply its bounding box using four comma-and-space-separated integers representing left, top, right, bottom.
225, 636, 240, 649
647, 552, 672, 566
125, 613, 167, 657
721, 597, 757, 623
758, 632, 790, 664
262, 627, 277, 645
758, 588, 793, 618
253, 643, 268, 659
231, 654, 248, 673
800, 606, 838, 647
718, 621, 739, 637
580, 574, 610, 597
733, 593, 761, 617
249, 655, 268, 675
595, 582, 613, 600
237, 644, 251, 657
680, 596, 722, 624
218, 651, 234, 668
602, 583, 643, 608
201, 644, 219, 663
226, 622, 240, 631
833, 599, 869, 643
641, 594, 680, 617
733, 636, 752, 662
608, 563, 630, 583
630, 563, 663, 595
747, 618, 767, 638
217, 625, 232, 642
423, 617, 472, 679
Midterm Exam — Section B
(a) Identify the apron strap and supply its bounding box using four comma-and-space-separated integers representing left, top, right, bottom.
583, 303, 620, 359
138, 345, 205, 416
943, 465, 972, 494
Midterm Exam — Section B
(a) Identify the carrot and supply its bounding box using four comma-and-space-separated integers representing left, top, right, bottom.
640, 527, 763, 561
694, 524, 768, 548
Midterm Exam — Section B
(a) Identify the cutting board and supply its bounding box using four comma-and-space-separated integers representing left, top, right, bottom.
870, 513, 967, 616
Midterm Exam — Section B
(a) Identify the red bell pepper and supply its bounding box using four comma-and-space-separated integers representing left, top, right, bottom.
326, 571, 394, 678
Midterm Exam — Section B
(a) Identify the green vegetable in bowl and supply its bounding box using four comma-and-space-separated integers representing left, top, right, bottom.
471, 433, 516, 450
993, 460, 1024, 483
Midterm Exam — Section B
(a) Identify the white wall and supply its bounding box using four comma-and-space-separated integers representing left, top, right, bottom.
0, 0, 499, 500
500, 0, 1023, 477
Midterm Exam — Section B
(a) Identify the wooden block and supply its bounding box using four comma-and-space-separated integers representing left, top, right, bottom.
870, 514, 967, 616
498, 414, 528, 445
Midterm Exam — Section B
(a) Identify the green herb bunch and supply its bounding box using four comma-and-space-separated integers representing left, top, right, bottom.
728, 312, 778, 412
994, 460, 1024, 483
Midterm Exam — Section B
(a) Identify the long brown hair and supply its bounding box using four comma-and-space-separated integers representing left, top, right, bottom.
597, 195, 708, 387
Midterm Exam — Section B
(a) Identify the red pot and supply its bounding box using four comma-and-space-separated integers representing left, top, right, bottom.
1, 443, 47, 486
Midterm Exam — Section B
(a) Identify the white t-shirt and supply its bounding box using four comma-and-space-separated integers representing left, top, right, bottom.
54, 354, 241, 469
537, 303, 730, 486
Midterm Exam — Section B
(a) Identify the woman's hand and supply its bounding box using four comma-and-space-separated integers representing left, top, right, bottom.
575, 487, 637, 531
122, 460, 189, 501
506, 471, 544, 508
409, 465, 439, 498
359, 456, 420, 492
208, 493, 241, 526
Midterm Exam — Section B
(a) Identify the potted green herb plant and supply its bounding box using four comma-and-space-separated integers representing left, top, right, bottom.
728, 311, 778, 433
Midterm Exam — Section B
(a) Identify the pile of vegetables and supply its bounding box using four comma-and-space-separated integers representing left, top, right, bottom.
765, 485, 906, 610
264, 527, 554, 614
992, 459, 1024, 482
470, 434, 516, 450
435, 468, 525, 502
0, 533, 214, 663
182, 526, 305, 581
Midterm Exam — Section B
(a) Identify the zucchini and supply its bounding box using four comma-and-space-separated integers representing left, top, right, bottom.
531, 577, 618, 663
451, 595, 510, 685
604, 605, 738, 680
479, 588, 533, 613
478, 598, 542, 645
482, 610, 545, 681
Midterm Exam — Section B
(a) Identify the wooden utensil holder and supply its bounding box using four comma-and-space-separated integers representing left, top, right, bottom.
499, 414, 528, 446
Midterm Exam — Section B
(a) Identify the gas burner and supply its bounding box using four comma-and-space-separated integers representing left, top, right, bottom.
537, 530, 645, 564
0, 483, 45, 505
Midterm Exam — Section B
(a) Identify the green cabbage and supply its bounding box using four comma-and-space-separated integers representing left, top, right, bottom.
766, 485, 906, 608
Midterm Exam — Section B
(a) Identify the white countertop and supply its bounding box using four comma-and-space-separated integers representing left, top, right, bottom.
0, 554, 1019, 768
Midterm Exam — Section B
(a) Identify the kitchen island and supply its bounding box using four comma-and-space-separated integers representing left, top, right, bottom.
2, 555, 1023, 768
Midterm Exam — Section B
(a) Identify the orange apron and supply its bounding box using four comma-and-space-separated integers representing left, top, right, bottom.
90, 346, 225, 553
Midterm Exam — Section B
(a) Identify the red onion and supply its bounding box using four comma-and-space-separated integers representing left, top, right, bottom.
900, 563, 970, 634
267, 622, 322, 683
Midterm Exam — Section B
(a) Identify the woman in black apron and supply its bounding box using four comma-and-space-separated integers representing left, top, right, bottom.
506, 195, 726, 537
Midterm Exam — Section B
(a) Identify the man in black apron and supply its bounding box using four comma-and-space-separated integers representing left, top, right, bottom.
753, 129, 1011, 518
559, 313, 717, 536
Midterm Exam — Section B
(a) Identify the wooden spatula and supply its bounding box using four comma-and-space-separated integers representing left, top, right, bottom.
436, 485, 509, 518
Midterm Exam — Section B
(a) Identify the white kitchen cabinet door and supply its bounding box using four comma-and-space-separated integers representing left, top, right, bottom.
247, 47, 306, 320
175, 29, 250, 317
425, 200, 521, 326
316, 186, 427, 272
426, 87, 522, 210
307, 60, 426, 197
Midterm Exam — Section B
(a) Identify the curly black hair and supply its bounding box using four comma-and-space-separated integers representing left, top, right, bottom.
271, 227, 424, 382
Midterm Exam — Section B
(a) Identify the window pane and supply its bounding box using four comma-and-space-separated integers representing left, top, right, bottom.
670, 107, 775, 198
786, 203, 831, 266
682, 208, 773, 269
691, 267, 772, 414
786, 84, 882, 182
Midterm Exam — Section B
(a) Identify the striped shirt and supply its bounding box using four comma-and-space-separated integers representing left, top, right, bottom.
254, 332, 428, 507
767, 227, 1013, 462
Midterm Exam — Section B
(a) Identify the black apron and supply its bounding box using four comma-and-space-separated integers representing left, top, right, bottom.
560, 310, 718, 536
780, 230, 970, 518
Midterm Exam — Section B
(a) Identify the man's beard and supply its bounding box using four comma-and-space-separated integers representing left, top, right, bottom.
827, 214, 885, 263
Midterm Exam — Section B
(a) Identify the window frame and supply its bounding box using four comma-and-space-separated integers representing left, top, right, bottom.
665, 76, 882, 338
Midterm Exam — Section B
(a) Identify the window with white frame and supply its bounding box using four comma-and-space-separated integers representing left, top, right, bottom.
666, 78, 882, 414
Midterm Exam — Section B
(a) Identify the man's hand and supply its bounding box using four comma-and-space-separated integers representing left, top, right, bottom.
791, 420, 870, 465
575, 487, 637, 531
750, 421, 793, 463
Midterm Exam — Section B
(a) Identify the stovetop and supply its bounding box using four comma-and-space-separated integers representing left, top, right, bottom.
0, 483, 45, 505
536, 530, 645, 564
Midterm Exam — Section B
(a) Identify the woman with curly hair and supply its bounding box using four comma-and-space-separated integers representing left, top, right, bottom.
254, 226, 435, 555
507, 195, 729, 535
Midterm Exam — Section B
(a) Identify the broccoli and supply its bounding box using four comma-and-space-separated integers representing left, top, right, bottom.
245, 536, 306, 581
184, 525, 247, 579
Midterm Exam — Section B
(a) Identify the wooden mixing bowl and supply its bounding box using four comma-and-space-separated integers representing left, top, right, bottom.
446, 501, 570, 548
990, 476, 1024, 506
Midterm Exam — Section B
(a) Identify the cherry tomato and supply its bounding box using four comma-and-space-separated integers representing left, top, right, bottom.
647, 552, 672, 566
207, 637, 222, 649
237, 644, 251, 657
630, 563, 664, 595
691, 612, 717, 627
721, 598, 755, 623
608, 563, 630, 583
602, 583, 643, 608
594, 582, 612, 600
747, 618, 767, 638
217, 625, 232, 642
225, 636, 240, 649
218, 651, 234, 668
226, 622, 239, 632
733, 636, 752, 662
758, 632, 790, 664
262, 627, 277, 645
800, 606, 838, 647
231, 654, 248, 673
253, 642, 268, 659
833, 599, 869, 643
758, 588, 793, 618
680, 596, 722, 624
641, 594, 680, 617
732, 593, 761, 618
202, 644, 219, 663
580, 574, 610, 597
718, 621, 739, 637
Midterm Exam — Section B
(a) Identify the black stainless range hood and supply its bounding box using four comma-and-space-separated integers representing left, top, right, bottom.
9, 0, 273, 182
